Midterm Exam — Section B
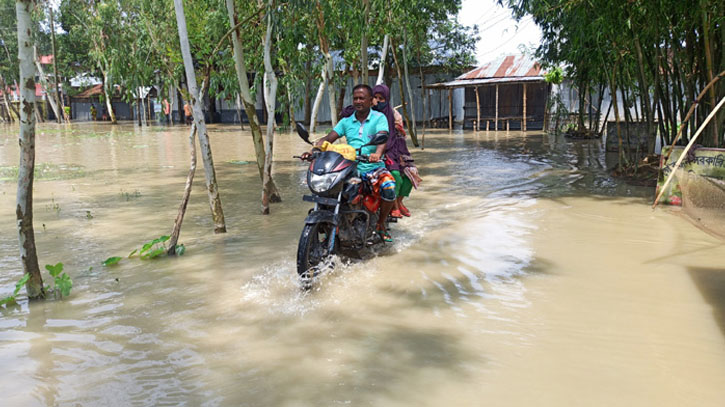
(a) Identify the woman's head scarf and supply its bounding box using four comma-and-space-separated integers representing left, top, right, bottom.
372, 84, 396, 143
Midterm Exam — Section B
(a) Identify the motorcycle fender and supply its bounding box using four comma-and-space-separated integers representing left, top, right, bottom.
304, 210, 339, 226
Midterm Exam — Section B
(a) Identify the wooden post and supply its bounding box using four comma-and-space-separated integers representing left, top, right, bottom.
476, 86, 481, 131
486, 120, 489, 131
448, 87, 452, 131
495, 84, 499, 131
543, 83, 551, 131
522, 83, 527, 131
475, 86, 480, 131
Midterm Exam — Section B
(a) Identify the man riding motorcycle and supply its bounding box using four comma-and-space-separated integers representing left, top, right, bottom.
302, 84, 396, 242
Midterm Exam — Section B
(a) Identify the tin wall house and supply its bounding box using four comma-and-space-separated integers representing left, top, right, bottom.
426, 55, 550, 131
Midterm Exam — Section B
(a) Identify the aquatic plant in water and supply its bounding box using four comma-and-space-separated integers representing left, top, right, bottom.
45, 263, 73, 299
0, 274, 31, 307
102, 256, 122, 266
0, 263, 73, 306
129, 235, 185, 260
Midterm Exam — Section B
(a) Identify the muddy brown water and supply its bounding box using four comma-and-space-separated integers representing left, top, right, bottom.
1, 122, 724, 406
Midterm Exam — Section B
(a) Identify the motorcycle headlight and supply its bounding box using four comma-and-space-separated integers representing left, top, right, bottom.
308, 173, 338, 193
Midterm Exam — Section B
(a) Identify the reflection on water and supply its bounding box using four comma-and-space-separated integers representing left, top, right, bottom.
1, 122, 724, 406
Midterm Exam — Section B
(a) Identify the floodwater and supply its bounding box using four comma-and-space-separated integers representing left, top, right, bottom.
1, 122, 724, 406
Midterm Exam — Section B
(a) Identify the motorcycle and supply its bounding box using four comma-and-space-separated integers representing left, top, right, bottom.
293, 122, 393, 285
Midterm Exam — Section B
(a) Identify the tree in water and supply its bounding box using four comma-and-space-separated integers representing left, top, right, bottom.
16, 0, 44, 299
225, 0, 281, 209
261, 0, 278, 214
173, 0, 226, 233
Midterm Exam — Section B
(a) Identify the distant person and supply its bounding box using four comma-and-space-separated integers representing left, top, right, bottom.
90, 103, 97, 121
184, 102, 193, 125
162, 99, 171, 123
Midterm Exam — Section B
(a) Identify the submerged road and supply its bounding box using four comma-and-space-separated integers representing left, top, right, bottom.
1, 122, 724, 406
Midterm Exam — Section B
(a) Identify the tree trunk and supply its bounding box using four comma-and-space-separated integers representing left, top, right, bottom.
610, 72, 625, 170
225, 0, 280, 200
310, 69, 326, 133
140, 87, 147, 126
633, 37, 655, 153
417, 49, 428, 130
136, 91, 142, 126
33, 46, 61, 122
145, 93, 151, 126
389, 38, 419, 146
402, 30, 417, 136
177, 81, 185, 124
102, 70, 117, 124
303, 57, 313, 124
16, 0, 44, 299
261, 1, 279, 214
0, 75, 16, 122
168, 123, 197, 255
286, 82, 295, 130
324, 52, 337, 128
700, 2, 718, 146
48, 8, 67, 123
235, 93, 244, 129
336, 68, 346, 118
376, 34, 389, 85
360, 0, 370, 86
174, 0, 226, 233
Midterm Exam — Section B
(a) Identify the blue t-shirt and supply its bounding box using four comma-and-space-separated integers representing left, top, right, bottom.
333, 110, 389, 174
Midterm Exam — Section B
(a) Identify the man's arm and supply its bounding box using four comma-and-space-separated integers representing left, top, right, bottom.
314, 130, 340, 148
368, 113, 389, 162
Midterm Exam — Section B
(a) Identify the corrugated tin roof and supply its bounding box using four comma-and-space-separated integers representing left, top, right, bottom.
457, 54, 543, 80
425, 55, 546, 89
426, 76, 544, 89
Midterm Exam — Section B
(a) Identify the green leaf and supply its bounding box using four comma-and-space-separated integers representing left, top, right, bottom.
102, 257, 122, 267
14, 273, 31, 296
0, 296, 17, 306
142, 247, 166, 260
128, 249, 138, 258
55, 274, 73, 298
175, 244, 186, 256
45, 263, 64, 278
159, 235, 170, 243
140, 242, 154, 254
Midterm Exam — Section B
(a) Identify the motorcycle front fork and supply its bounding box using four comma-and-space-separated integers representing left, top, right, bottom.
315, 191, 342, 253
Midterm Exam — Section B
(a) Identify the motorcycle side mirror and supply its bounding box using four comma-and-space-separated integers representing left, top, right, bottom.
365, 131, 388, 147
295, 122, 312, 145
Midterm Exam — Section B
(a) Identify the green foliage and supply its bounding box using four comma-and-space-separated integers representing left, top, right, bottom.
102, 256, 122, 266
175, 244, 186, 256
131, 235, 171, 260
0, 273, 31, 307
500, 0, 723, 148
544, 67, 563, 85
45, 263, 73, 299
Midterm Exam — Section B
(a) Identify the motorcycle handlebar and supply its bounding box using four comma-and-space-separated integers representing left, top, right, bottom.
294, 152, 385, 163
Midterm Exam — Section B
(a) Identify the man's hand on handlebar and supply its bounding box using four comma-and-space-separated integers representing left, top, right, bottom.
299, 148, 320, 161
368, 152, 381, 162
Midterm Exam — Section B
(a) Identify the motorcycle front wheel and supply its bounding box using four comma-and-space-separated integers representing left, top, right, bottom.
296, 222, 335, 283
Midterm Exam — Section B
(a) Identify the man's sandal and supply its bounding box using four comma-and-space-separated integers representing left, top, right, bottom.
376, 227, 393, 243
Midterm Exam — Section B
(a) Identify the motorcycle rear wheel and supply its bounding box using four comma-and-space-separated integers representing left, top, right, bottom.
296, 222, 335, 284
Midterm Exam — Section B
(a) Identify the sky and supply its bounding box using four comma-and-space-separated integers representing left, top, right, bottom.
458, 0, 543, 65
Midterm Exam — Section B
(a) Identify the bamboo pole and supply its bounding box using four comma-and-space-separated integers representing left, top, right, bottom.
495, 84, 499, 131
653, 96, 725, 209
475, 86, 480, 132
522, 83, 527, 131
